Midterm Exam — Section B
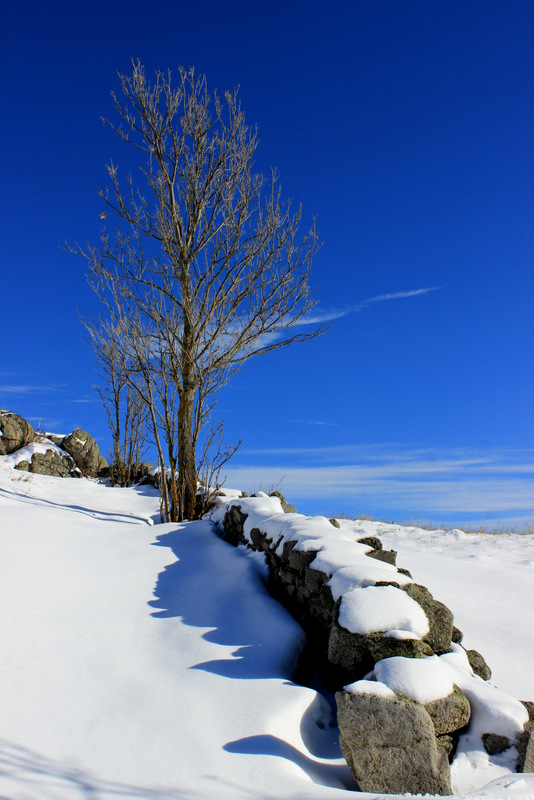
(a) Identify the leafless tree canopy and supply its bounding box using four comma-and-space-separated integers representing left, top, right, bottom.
74, 60, 327, 520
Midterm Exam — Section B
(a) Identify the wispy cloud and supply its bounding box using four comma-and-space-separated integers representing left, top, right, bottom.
288, 419, 341, 427
362, 287, 442, 306
299, 286, 442, 325
222, 444, 534, 527
0, 384, 65, 395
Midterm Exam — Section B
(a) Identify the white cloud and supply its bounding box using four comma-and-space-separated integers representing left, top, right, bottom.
0, 384, 64, 395
298, 286, 443, 325
221, 444, 534, 526
363, 287, 442, 306
288, 419, 341, 427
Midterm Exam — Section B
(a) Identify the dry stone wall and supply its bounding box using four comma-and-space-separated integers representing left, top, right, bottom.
213, 491, 533, 796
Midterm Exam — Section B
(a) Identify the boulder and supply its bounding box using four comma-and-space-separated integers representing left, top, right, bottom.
328, 617, 433, 682
15, 448, 78, 478
466, 648, 491, 680
366, 548, 397, 566
357, 535, 383, 550
269, 490, 296, 513
424, 685, 471, 735
336, 689, 452, 795
403, 583, 454, 654
452, 626, 464, 644
61, 428, 108, 478
130, 461, 157, 485
0, 412, 34, 455
482, 733, 512, 755
517, 701, 534, 772
222, 505, 248, 547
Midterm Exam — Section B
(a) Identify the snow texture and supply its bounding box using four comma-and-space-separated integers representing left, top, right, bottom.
1, 464, 534, 799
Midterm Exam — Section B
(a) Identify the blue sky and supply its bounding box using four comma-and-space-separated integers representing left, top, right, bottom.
1, 0, 532, 527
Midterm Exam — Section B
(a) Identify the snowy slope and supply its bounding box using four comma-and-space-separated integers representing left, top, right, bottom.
1, 461, 533, 799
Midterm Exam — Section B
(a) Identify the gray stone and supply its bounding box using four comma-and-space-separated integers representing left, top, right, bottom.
30, 449, 77, 477
61, 428, 108, 478
516, 702, 534, 772
452, 626, 464, 644
283, 541, 319, 571
424, 686, 471, 735
249, 526, 269, 551
466, 648, 491, 680
303, 564, 330, 593
222, 505, 248, 547
126, 461, 156, 485
0, 412, 34, 454
328, 617, 433, 681
397, 566, 412, 578
269, 490, 296, 513
336, 689, 452, 795
357, 536, 382, 550
329, 517, 340, 528
366, 548, 397, 566
403, 583, 454, 654
13, 445, 78, 478
482, 733, 512, 755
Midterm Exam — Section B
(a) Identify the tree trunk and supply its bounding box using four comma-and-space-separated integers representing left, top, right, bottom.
177, 384, 197, 520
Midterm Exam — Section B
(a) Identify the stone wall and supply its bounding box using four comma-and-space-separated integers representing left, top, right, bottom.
213, 492, 533, 796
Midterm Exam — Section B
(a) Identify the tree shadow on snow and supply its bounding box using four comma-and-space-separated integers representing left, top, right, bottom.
148, 521, 304, 681
0, 739, 200, 799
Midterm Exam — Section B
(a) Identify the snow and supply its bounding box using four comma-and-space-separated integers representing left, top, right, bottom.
2, 438, 67, 468
344, 679, 396, 699
371, 654, 454, 703
338, 584, 429, 636
1, 462, 534, 799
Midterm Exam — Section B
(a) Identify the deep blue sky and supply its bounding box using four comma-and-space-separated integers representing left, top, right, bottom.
1, 0, 533, 527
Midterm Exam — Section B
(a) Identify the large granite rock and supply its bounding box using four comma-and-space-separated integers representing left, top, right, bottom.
15, 445, 78, 478
424, 685, 471, 735
269, 490, 296, 513
61, 428, 108, 477
0, 412, 34, 455
222, 504, 248, 547
336, 689, 452, 795
517, 701, 534, 772
403, 583, 454, 654
466, 648, 492, 680
328, 616, 433, 681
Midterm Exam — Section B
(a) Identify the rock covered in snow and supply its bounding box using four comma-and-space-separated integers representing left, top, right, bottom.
14, 437, 79, 477
336, 687, 452, 795
0, 412, 107, 480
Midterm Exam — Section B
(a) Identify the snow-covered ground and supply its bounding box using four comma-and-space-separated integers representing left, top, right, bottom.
1, 460, 533, 799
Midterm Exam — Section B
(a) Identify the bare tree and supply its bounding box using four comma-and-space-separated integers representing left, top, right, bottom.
84, 318, 149, 487
74, 61, 327, 520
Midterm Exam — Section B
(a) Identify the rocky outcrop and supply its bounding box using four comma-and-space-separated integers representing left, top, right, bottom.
61, 428, 108, 477
0, 412, 34, 455
1, 413, 107, 480
15, 444, 78, 478
336, 689, 452, 795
